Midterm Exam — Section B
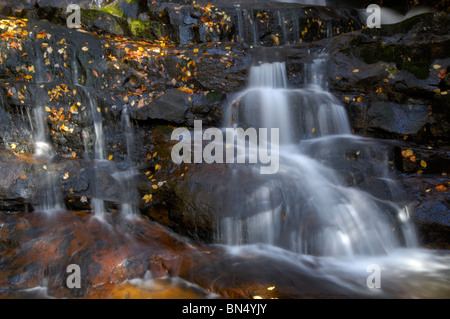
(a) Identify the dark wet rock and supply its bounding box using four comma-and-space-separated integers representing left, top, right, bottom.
402, 175, 450, 249
365, 101, 429, 136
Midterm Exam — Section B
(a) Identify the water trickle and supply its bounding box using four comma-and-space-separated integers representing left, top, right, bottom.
31, 43, 64, 213
220, 54, 418, 257
116, 105, 139, 218
82, 88, 107, 219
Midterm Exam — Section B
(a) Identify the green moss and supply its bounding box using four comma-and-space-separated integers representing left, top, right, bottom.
81, 9, 103, 23
128, 18, 152, 38
402, 61, 430, 79
360, 42, 431, 79
100, 4, 124, 18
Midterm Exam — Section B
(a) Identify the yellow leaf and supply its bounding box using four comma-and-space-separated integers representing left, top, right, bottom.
420, 160, 427, 168
108, 154, 113, 160
152, 185, 158, 190
155, 164, 161, 170
81, 46, 89, 51
193, 48, 199, 53
143, 194, 153, 203
10, 143, 17, 150
433, 64, 442, 69
63, 172, 69, 179
352, 69, 359, 73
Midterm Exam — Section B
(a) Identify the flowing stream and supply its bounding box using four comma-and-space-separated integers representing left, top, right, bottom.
212, 53, 450, 297
219, 56, 418, 256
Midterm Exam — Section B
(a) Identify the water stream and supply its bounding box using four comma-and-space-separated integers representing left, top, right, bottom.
220, 57, 419, 256
31, 42, 64, 213
208, 51, 450, 296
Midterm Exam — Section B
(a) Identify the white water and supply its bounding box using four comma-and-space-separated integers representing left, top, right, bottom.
84, 89, 106, 220
116, 106, 139, 218
219, 57, 418, 257
215, 56, 450, 297
31, 44, 64, 213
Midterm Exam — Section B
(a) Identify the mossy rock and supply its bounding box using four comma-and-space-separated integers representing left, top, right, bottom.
359, 42, 431, 79
362, 12, 435, 37
100, 0, 148, 19
128, 18, 156, 40
81, 9, 130, 36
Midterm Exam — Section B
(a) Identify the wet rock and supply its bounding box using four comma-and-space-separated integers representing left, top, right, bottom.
402, 175, 450, 248
365, 101, 429, 136
0, 211, 400, 298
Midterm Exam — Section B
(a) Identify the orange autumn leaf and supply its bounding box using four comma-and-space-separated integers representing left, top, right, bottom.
401, 149, 413, 158
36, 31, 47, 39
436, 185, 447, 192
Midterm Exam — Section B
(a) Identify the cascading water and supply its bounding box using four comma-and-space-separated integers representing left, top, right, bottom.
83, 89, 107, 220
31, 42, 64, 213
114, 105, 139, 218
219, 54, 418, 257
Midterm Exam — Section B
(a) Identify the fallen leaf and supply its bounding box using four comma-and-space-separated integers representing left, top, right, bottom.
420, 160, 427, 168
143, 194, 152, 203
436, 185, 447, 192
401, 149, 414, 158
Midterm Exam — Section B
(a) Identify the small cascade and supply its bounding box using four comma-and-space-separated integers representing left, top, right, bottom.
115, 105, 139, 218
71, 51, 80, 86
235, 8, 259, 46
277, 11, 287, 44
83, 89, 107, 220
218, 53, 418, 257
31, 42, 64, 213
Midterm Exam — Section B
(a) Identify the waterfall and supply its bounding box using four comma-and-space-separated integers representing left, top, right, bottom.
31, 42, 64, 213
83, 89, 106, 220
114, 105, 139, 218
218, 54, 418, 257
